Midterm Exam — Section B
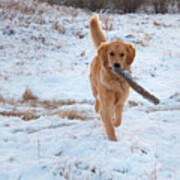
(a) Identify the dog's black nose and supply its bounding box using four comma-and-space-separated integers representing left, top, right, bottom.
114, 62, 121, 68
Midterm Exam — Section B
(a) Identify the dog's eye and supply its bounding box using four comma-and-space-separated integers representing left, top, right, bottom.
110, 52, 115, 56
120, 53, 124, 57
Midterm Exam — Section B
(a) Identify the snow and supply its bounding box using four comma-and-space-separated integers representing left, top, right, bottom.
0, 0, 180, 179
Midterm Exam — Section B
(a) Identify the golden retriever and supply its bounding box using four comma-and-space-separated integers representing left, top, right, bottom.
89, 15, 136, 141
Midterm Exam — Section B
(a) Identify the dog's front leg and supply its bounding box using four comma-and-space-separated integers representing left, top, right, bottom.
99, 90, 117, 141
100, 106, 117, 141
113, 104, 124, 127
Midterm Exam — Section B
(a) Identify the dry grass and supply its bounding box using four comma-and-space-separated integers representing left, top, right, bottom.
0, 100, 92, 121
153, 21, 171, 28
0, 99, 91, 121
0, 0, 48, 25
0, 89, 91, 109
0, 88, 93, 121
0, 96, 16, 106
27, 99, 78, 109
80, 50, 86, 57
53, 21, 66, 34
22, 87, 38, 101
21, 87, 81, 108
52, 109, 89, 121
144, 33, 152, 42
72, 31, 85, 39
146, 107, 180, 113
0, 1, 36, 15
144, 160, 157, 180
128, 100, 139, 107
0, 0, 52, 16
101, 15, 114, 31
152, 161, 157, 180
0, 95, 6, 104
133, 39, 146, 47
0, 111, 40, 121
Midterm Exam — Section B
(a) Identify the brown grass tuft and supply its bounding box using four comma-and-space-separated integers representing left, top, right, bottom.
35, 99, 77, 109
0, 90, 93, 121
23, 87, 38, 101
53, 21, 66, 34
73, 31, 85, 39
52, 109, 89, 121
152, 161, 157, 180
101, 15, 114, 31
128, 100, 139, 107
28, 98, 92, 109
0, 95, 6, 104
0, 111, 40, 121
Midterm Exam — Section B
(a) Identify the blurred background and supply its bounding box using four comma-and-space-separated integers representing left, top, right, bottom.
42, 0, 180, 14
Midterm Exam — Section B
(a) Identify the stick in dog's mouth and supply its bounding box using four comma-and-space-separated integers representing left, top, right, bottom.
111, 63, 160, 105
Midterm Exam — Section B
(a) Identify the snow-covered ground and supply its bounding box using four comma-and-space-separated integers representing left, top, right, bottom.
0, 0, 180, 179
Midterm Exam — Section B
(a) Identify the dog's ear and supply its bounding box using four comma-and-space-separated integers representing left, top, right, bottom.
125, 43, 136, 65
97, 42, 109, 67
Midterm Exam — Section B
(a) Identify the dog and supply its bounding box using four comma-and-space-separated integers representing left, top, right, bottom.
89, 15, 136, 141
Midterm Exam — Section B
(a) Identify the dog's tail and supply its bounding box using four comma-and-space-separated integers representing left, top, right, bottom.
89, 15, 107, 49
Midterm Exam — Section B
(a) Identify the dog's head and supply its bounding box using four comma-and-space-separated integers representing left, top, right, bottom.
97, 41, 136, 70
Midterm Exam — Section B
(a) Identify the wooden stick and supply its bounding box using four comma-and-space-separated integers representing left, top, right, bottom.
111, 64, 160, 105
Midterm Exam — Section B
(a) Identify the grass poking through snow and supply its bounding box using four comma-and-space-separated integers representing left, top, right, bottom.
0, 87, 94, 121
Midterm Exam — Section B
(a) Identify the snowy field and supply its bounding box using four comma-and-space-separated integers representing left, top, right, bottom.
0, 0, 180, 179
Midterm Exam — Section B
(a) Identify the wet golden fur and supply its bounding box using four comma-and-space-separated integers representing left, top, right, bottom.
89, 15, 136, 141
